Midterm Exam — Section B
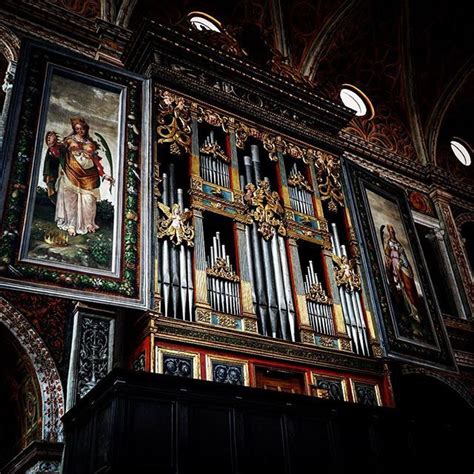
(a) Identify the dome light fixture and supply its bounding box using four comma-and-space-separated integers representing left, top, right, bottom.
450, 138, 472, 166
188, 12, 222, 32
339, 84, 374, 119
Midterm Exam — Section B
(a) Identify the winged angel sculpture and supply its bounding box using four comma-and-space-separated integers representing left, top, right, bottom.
156, 202, 194, 247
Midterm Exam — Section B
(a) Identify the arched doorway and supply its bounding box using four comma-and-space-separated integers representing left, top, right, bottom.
0, 297, 64, 472
396, 371, 474, 472
0, 324, 41, 467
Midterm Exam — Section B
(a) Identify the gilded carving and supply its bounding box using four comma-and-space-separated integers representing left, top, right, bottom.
305, 282, 331, 304
332, 254, 361, 291
288, 169, 313, 192
314, 151, 344, 212
157, 202, 194, 247
157, 91, 192, 155
200, 142, 230, 163
244, 318, 258, 333
244, 180, 287, 240
196, 308, 212, 323
206, 257, 240, 282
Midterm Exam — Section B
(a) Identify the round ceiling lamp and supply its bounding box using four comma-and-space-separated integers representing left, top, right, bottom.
188, 12, 222, 32
339, 84, 374, 119
450, 138, 472, 166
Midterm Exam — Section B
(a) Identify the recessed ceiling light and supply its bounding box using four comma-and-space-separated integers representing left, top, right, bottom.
339, 84, 374, 119
450, 139, 472, 166
188, 12, 221, 32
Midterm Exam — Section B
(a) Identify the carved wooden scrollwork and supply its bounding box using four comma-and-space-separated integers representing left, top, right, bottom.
244, 180, 287, 240
157, 91, 192, 155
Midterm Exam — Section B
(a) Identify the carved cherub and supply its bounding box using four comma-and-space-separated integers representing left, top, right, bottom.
157, 201, 194, 247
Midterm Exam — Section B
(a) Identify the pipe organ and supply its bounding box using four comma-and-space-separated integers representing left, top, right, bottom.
157, 164, 194, 321
154, 92, 376, 360
206, 231, 241, 315
240, 145, 296, 341
288, 163, 315, 216
330, 223, 370, 356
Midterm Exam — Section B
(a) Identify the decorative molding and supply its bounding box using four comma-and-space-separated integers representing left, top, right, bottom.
288, 169, 312, 191
206, 257, 240, 282
157, 90, 192, 155
76, 315, 114, 398
0, 297, 64, 442
67, 309, 114, 409
305, 282, 331, 304
152, 315, 383, 375
314, 151, 344, 212
200, 141, 230, 163
244, 180, 287, 240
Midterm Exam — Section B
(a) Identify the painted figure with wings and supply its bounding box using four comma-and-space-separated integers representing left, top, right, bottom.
157, 202, 194, 247
43, 117, 114, 236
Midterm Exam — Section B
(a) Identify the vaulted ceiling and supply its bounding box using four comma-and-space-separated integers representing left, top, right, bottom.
6, 0, 474, 183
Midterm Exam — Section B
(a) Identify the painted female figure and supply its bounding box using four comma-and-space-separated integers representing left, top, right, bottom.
43, 117, 114, 236
381, 225, 423, 336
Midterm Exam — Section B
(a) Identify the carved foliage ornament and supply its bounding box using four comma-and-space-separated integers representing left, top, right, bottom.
314, 151, 344, 212
332, 254, 361, 292
157, 201, 195, 247
244, 180, 287, 240
156, 91, 344, 210
306, 282, 331, 304
288, 169, 312, 191
157, 91, 192, 155
206, 257, 240, 282
200, 142, 230, 163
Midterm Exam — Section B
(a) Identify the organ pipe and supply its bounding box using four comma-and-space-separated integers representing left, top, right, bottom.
240, 145, 296, 341
159, 164, 194, 321
331, 222, 370, 356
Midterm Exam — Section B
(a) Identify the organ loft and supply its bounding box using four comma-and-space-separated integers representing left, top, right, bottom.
0, 1, 472, 473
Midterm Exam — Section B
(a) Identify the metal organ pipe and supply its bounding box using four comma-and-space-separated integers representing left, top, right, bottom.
304, 261, 334, 336
288, 163, 314, 216
244, 155, 270, 336
331, 223, 369, 356
200, 130, 230, 188
159, 163, 194, 321
239, 146, 296, 341
207, 231, 241, 315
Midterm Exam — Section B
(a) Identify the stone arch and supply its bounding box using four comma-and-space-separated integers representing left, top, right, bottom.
0, 297, 64, 442
0, 23, 21, 63
401, 365, 474, 409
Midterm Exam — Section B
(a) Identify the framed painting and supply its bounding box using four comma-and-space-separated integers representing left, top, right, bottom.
342, 158, 456, 371
311, 374, 348, 402
0, 40, 150, 307
156, 347, 201, 379
349, 379, 382, 407
206, 355, 249, 386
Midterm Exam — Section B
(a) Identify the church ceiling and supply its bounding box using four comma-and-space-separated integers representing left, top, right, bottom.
2, 0, 473, 182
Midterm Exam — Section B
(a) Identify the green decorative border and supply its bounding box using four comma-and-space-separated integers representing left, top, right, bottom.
0, 41, 143, 301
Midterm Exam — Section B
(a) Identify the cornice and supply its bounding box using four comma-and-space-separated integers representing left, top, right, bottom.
125, 21, 354, 152
150, 314, 384, 376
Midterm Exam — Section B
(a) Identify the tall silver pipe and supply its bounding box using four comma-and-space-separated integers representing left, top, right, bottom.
161, 172, 171, 317
271, 235, 289, 339
178, 189, 188, 320
278, 236, 296, 341
244, 156, 269, 335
